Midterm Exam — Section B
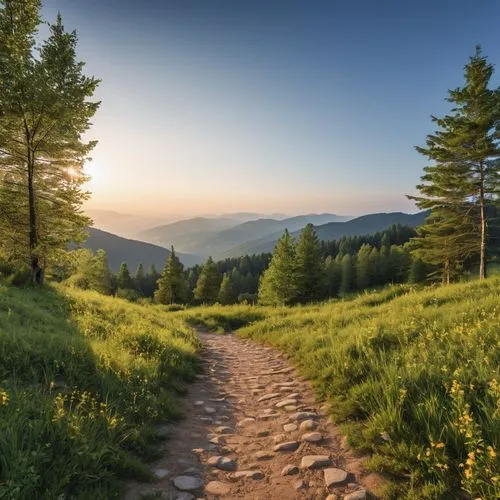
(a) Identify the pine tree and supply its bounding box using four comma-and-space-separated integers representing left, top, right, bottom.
116, 262, 133, 290
295, 224, 325, 302
339, 254, 355, 295
325, 255, 341, 297
218, 273, 237, 305
0, 5, 100, 277
258, 230, 298, 306
134, 263, 145, 295
155, 247, 188, 304
409, 48, 500, 281
194, 257, 220, 304
356, 244, 373, 290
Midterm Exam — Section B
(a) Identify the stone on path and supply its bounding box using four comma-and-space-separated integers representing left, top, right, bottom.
214, 426, 232, 434
257, 393, 281, 402
152, 468, 169, 479
273, 433, 286, 443
281, 464, 299, 476
173, 492, 195, 500
299, 419, 318, 431
273, 440, 299, 452
256, 430, 270, 437
324, 468, 348, 488
300, 455, 331, 470
275, 399, 297, 408
254, 450, 275, 461
301, 431, 323, 443
237, 417, 255, 427
232, 470, 264, 480
193, 401, 204, 406
205, 481, 231, 496
204, 406, 216, 414
343, 490, 367, 500
294, 479, 307, 490
172, 475, 203, 491
257, 412, 280, 420
291, 411, 317, 421
283, 423, 298, 432
207, 456, 237, 471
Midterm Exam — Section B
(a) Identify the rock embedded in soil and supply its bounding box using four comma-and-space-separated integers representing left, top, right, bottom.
237, 417, 255, 427
205, 481, 231, 496
193, 400, 204, 406
300, 455, 331, 470
281, 464, 299, 476
172, 475, 204, 491
301, 431, 323, 443
273, 433, 287, 443
256, 430, 270, 437
152, 468, 169, 479
215, 426, 232, 434
283, 423, 298, 432
204, 406, 216, 414
254, 450, 275, 461
275, 398, 297, 408
294, 479, 308, 490
232, 470, 264, 480
273, 440, 300, 452
257, 393, 281, 402
207, 456, 237, 471
291, 411, 317, 421
299, 419, 318, 431
173, 492, 195, 500
324, 468, 348, 488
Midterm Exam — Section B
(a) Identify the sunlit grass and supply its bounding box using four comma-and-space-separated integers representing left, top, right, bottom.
0, 284, 200, 499
184, 279, 500, 499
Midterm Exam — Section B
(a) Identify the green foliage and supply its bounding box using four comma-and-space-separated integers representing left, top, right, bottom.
0, 284, 199, 499
193, 256, 220, 304
116, 262, 133, 291
0, 3, 99, 267
339, 253, 355, 295
218, 273, 237, 305
193, 278, 500, 498
154, 247, 188, 305
258, 230, 298, 305
295, 224, 325, 302
64, 249, 112, 295
409, 47, 500, 282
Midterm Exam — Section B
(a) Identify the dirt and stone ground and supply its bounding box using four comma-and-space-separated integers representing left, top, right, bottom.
124, 332, 384, 500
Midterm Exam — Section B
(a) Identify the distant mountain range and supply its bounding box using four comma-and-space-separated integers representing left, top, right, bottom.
83, 228, 202, 272
138, 214, 352, 257
221, 211, 429, 258
82, 210, 429, 271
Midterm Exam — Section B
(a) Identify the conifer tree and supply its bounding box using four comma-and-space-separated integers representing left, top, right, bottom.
218, 273, 237, 305
134, 263, 145, 295
325, 255, 341, 297
155, 247, 188, 304
295, 224, 325, 302
339, 254, 355, 295
194, 256, 220, 304
0, 4, 100, 276
409, 48, 500, 281
356, 244, 373, 290
116, 262, 133, 290
258, 230, 298, 305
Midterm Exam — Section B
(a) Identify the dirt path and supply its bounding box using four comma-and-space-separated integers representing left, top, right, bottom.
125, 332, 381, 500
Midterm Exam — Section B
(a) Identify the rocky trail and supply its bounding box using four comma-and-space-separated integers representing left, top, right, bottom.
125, 332, 382, 500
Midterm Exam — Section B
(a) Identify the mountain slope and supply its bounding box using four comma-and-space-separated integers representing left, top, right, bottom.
222, 211, 428, 257
193, 214, 352, 258
83, 228, 202, 271
138, 217, 239, 252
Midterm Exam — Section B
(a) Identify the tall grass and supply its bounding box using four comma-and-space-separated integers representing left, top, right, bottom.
0, 284, 200, 499
187, 280, 499, 499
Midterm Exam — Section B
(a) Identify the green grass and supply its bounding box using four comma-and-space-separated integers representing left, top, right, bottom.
182, 280, 500, 499
0, 284, 200, 499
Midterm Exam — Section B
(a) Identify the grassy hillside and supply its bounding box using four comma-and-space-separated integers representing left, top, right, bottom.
0, 285, 200, 499
177, 280, 499, 499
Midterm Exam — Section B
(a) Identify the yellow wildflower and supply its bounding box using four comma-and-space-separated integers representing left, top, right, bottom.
0, 390, 8, 406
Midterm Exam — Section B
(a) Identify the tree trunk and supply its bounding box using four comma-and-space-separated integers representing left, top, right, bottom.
27, 149, 42, 285
479, 162, 486, 280
444, 259, 450, 285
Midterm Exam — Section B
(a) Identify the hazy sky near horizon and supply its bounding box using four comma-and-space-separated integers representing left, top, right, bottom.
43, 0, 500, 217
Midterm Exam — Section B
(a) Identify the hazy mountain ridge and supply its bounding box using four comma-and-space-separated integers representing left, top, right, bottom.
83, 228, 202, 272
221, 211, 428, 258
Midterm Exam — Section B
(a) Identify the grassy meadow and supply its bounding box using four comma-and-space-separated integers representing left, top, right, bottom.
175, 280, 499, 499
0, 285, 199, 499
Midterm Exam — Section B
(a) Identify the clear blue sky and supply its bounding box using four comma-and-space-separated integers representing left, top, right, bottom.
43, 0, 500, 216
